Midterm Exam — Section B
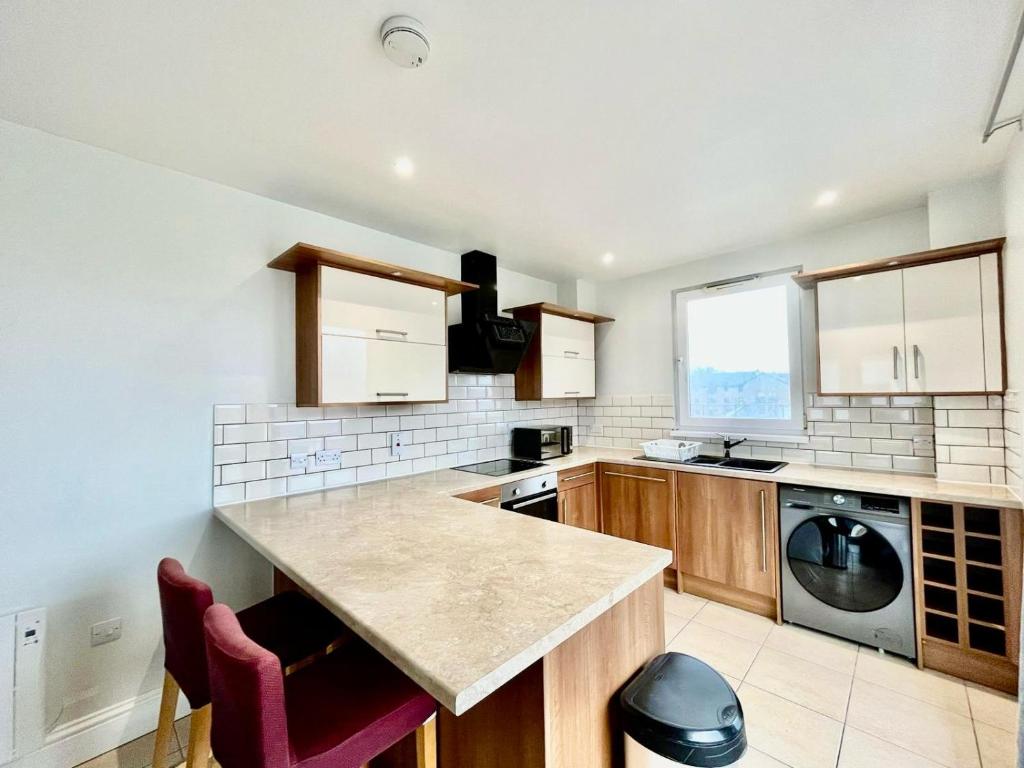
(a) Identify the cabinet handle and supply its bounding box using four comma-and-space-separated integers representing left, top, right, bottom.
604, 471, 666, 483
376, 328, 409, 337
759, 489, 767, 573
564, 350, 580, 357
561, 471, 594, 482
376, 392, 409, 397
564, 390, 581, 395
892, 346, 899, 380
913, 344, 921, 379
560, 495, 566, 521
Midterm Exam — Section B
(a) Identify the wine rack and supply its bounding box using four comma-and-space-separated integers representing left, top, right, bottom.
913, 499, 1021, 693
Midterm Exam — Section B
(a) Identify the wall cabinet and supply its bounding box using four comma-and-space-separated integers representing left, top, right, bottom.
506, 303, 613, 401
676, 473, 778, 616
807, 240, 1005, 395
268, 243, 476, 406
598, 463, 676, 568
912, 499, 1020, 693
557, 465, 599, 531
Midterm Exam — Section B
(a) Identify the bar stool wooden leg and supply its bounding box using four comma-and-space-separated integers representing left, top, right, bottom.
415, 714, 437, 768
152, 672, 180, 768
184, 704, 212, 768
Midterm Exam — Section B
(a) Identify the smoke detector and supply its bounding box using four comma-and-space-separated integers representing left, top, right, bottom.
380, 15, 429, 69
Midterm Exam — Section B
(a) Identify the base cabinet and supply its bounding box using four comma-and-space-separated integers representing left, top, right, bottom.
676, 473, 779, 617
912, 499, 1021, 693
557, 465, 599, 531
598, 463, 676, 569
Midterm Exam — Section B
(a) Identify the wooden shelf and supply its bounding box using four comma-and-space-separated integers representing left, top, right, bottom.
502, 302, 615, 324
268, 242, 478, 296
792, 237, 1005, 288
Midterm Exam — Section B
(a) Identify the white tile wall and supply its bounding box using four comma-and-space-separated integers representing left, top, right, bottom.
934, 395, 1007, 484
578, 394, 937, 474
1003, 390, 1021, 492
212, 373, 578, 504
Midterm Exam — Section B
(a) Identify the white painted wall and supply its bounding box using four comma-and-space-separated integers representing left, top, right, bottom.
928, 174, 1004, 248
593, 207, 932, 397
0, 119, 556, 758
1001, 135, 1024, 394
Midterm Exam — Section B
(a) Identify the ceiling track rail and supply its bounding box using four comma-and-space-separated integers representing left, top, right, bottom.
983, 5, 1024, 143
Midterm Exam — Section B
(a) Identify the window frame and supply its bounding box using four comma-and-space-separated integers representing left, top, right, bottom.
671, 268, 806, 438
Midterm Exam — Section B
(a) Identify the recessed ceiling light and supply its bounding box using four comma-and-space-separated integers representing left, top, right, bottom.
602, 252, 615, 265
394, 157, 415, 178
815, 190, 839, 207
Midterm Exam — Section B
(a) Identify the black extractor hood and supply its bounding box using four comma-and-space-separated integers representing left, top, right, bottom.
448, 251, 537, 374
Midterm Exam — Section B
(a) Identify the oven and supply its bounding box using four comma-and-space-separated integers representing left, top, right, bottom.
500, 472, 559, 522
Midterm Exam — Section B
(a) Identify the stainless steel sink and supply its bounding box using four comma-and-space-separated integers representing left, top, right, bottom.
683, 455, 787, 473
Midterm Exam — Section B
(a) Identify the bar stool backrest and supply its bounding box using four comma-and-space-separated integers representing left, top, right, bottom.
156, 558, 215, 707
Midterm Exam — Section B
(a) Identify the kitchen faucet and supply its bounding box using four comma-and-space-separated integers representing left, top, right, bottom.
720, 436, 747, 458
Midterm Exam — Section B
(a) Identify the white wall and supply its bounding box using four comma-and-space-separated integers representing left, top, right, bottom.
593, 207, 931, 397
928, 174, 1005, 248
0, 119, 556, 757
1002, 135, 1024, 393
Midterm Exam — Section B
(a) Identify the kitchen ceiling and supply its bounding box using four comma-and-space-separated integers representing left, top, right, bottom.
1, 1, 1022, 281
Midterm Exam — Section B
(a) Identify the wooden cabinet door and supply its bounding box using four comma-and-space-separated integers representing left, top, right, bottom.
817, 270, 907, 394
903, 257, 986, 393
560, 482, 599, 531
599, 463, 676, 567
676, 473, 777, 598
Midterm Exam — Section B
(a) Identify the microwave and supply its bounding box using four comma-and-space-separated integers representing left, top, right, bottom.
511, 425, 573, 460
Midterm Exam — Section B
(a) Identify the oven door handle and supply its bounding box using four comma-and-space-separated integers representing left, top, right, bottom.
509, 493, 558, 510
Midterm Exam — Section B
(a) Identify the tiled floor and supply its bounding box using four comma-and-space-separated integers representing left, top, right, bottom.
77, 589, 1021, 768
665, 588, 1020, 768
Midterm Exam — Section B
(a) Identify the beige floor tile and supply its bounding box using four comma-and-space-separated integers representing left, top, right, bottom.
664, 588, 707, 619
74, 726, 183, 768
763, 622, 859, 675
664, 610, 688, 645
174, 715, 191, 755
744, 646, 853, 720
737, 682, 843, 768
846, 679, 980, 768
967, 685, 1019, 733
733, 746, 790, 766
691, 601, 775, 644
976, 721, 1019, 768
667, 621, 762, 680
855, 647, 969, 716
838, 726, 946, 768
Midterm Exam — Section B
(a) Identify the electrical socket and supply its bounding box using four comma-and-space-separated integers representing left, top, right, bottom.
315, 449, 342, 467
912, 435, 935, 451
290, 453, 308, 470
389, 432, 403, 457
90, 617, 122, 647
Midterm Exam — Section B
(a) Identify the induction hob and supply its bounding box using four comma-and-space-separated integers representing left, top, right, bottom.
453, 458, 547, 476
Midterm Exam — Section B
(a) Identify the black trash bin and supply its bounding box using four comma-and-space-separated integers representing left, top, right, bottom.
620, 652, 746, 767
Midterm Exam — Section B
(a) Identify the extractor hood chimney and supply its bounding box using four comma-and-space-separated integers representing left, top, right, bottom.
448, 251, 536, 374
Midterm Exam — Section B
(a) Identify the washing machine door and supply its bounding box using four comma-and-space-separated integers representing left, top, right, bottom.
786, 514, 904, 612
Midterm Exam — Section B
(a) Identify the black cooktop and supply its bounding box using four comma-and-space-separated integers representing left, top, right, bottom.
454, 458, 547, 476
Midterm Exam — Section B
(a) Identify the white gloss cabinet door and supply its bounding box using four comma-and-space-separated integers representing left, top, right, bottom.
541, 356, 596, 398
320, 267, 446, 346
321, 336, 446, 404
817, 271, 907, 393
903, 257, 986, 393
541, 314, 595, 360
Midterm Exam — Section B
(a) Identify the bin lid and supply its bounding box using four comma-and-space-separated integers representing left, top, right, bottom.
620, 652, 746, 767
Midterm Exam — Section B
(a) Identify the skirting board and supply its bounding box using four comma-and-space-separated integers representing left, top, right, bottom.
8, 686, 189, 768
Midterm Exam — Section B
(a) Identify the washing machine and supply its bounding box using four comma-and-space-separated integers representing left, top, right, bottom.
779, 484, 916, 658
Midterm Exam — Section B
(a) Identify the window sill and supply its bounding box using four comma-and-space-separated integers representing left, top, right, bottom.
669, 429, 809, 445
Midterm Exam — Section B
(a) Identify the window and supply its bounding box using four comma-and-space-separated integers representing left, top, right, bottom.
673, 269, 804, 437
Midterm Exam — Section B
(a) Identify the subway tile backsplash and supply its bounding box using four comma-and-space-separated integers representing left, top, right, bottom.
213, 373, 578, 503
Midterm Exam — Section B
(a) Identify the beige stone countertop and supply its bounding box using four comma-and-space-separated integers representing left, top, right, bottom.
518, 446, 1022, 509
214, 469, 672, 716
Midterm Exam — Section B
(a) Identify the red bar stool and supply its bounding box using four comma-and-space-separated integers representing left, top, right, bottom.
203, 602, 438, 768
154, 558, 346, 768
